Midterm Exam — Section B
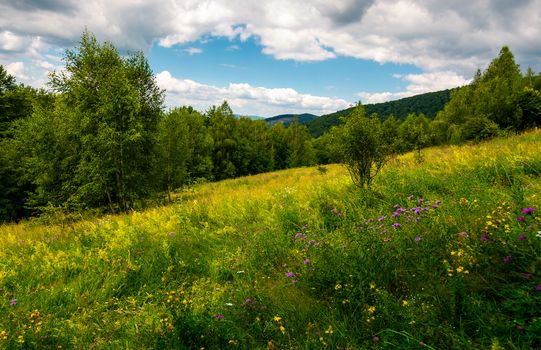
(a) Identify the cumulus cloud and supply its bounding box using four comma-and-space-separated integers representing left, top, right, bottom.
358, 71, 471, 104
156, 70, 350, 116
1, 0, 540, 111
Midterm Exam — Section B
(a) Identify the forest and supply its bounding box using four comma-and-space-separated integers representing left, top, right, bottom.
1, 32, 541, 223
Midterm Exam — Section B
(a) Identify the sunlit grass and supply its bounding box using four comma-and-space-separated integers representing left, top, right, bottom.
1, 130, 540, 349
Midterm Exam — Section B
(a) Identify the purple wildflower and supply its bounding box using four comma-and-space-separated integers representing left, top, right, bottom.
460, 231, 468, 237
503, 256, 511, 264
407, 216, 412, 221
373, 336, 380, 342
215, 314, 224, 319
303, 258, 311, 265
522, 273, 533, 280
536, 284, 541, 292
481, 234, 488, 241
378, 215, 386, 222
407, 195, 414, 200
414, 236, 422, 244
519, 233, 526, 241
10, 298, 16, 306
521, 207, 536, 215
285, 272, 295, 278
517, 216, 525, 222
392, 222, 401, 229
417, 198, 424, 204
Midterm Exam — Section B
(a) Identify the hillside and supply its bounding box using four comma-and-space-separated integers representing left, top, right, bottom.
265, 113, 318, 126
308, 89, 453, 136
1, 130, 540, 348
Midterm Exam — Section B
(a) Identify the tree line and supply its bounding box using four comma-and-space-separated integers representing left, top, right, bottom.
1, 32, 540, 222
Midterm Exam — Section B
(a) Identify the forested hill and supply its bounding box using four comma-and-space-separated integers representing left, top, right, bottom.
308, 89, 453, 136
265, 113, 318, 126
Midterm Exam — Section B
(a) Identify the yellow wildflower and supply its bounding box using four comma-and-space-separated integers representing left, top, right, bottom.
273, 315, 282, 322
367, 306, 376, 314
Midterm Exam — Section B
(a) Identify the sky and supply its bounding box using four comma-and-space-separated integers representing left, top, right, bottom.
1, 1, 540, 117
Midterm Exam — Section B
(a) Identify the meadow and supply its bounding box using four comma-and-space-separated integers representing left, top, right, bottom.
1, 130, 540, 349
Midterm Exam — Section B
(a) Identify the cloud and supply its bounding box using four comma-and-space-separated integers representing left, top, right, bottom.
5, 62, 29, 80
1, 0, 540, 112
183, 47, 203, 55
1, 0, 538, 72
358, 71, 470, 104
156, 70, 351, 116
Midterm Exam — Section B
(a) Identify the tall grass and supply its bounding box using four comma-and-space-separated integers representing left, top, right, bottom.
1, 130, 540, 349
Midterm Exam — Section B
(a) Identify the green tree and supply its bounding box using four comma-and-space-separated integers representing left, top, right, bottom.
285, 117, 315, 168
159, 108, 190, 202
39, 31, 164, 211
398, 113, 431, 162
338, 103, 387, 188
207, 101, 239, 180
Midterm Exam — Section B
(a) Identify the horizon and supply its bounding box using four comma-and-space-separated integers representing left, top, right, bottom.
1, 1, 540, 116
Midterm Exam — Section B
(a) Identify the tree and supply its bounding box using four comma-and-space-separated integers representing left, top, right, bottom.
338, 103, 387, 188
36, 31, 165, 211
159, 108, 190, 202
398, 113, 431, 162
285, 116, 315, 168
207, 101, 239, 180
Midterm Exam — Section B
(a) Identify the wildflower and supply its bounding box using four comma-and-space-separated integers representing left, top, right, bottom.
273, 316, 282, 322
419, 341, 427, 347
228, 339, 238, 345
519, 233, 526, 241
236, 270, 245, 274
402, 300, 409, 306
392, 222, 401, 229
10, 299, 16, 306
279, 325, 286, 334
267, 340, 275, 349
373, 335, 380, 342
407, 195, 414, 200
481, 234, 488, 241
460, 231, 468, 237
325, 325, 333, 334
456, 266, 464, 273
335, 284, 342, 290
369, 282, 376, 289
215, 314, 224, 319
418, 198, 424, 204
521, 207, 536, 214
285, 272, 294, 278
536, 284, 541, 292
522, 272, 533, 280
414, 236, 422, 244
378, 215, 386, 222
537, 231, 541, 238
503, 256, 511, 264
0, 330, 8, 340
242, 298, 252, 306
367, 306, 376, 314
303, 258, 311, 265
226, 303, 233, 307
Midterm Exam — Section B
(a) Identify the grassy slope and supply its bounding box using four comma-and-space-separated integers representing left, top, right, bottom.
1, 131, 540, 349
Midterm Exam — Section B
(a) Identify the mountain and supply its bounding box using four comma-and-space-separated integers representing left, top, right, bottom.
265, 113, 318, 126
235, 114, 266, 120
307, 89, 454, 136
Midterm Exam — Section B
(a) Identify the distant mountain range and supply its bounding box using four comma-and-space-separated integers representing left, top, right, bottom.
307, 89, 453, 136
256, 89, 454, 136
264, 113, 319, 126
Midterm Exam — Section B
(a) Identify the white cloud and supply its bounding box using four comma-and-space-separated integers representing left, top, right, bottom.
358, 71, 471, 104
1, 0, 540, 112
6, 62, 29, 80
183, 47, 203, 55
156, 70, 350, 116
1, 0, 539, 73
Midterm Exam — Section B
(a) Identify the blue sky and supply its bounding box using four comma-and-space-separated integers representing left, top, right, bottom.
1, 1, 540, 117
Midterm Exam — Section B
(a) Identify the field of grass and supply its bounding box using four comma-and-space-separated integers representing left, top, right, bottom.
1, 130, 540, 349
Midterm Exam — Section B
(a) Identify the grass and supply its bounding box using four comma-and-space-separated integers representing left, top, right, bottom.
1, 130, 540, 349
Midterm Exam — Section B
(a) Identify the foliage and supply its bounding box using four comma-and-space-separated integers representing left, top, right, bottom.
0, 131, 540, 349
308, 89, 453, 136
338, 104, 388, 188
